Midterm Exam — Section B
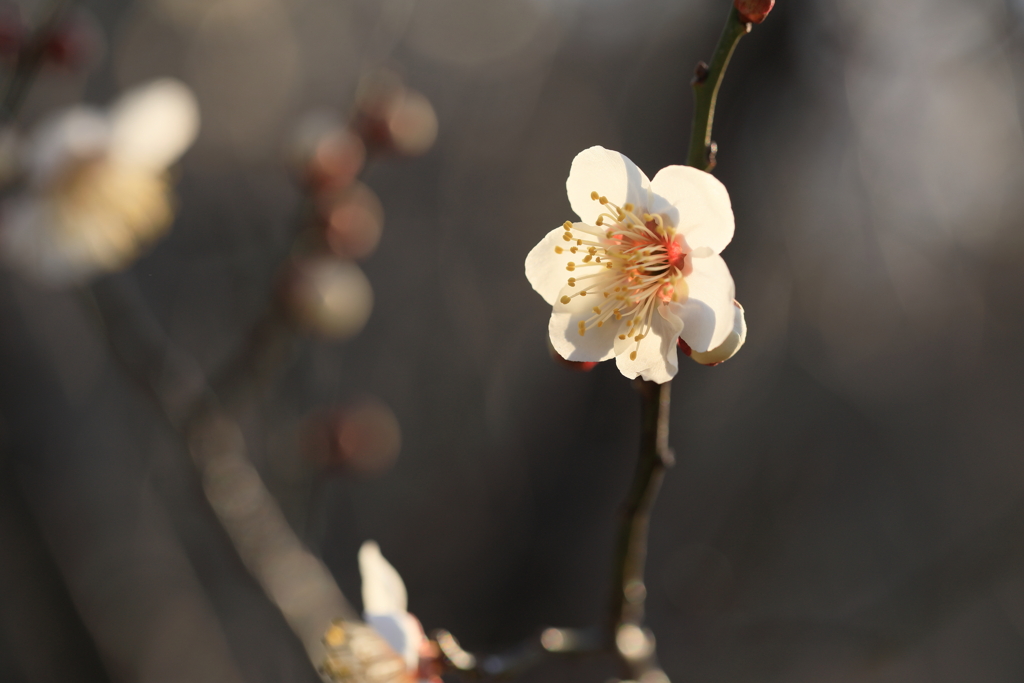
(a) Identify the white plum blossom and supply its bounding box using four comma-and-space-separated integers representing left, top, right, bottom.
358, 541, 432, 680
526, 146, 745, 382
0, 78, 199, 286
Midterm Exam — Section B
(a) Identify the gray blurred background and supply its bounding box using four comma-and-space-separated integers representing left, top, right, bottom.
3, 0, 1024, 680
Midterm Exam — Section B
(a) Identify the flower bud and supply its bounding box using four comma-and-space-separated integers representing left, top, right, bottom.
281, 256, 373, 339
317, 182, 383, 260
353, 70, 438, 157
301, 399, 401, 475
287, 111, 365, 191
734, 0, 774, 24
678, 300, 746, 366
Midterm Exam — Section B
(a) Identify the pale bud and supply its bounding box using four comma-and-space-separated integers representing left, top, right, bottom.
282, 257, 373, 339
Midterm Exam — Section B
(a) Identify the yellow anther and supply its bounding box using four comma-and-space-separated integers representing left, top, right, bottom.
568, 277, 576, 286
570, 246, 578, 253
583, 255, 592, 263
578, 322, 586, 336
560, 295, 571, 304
642, 213, 651, 221
588, 247, 597, 255
619, 334, 626, 340
635, 334, 645, 341
623, 203, 634, 212
603, 292, 610, 298
577, 239, 583, 246
599, 196, 608, 204
596, 257, 602, 263
562, 232, 572, 242
566, 263, 575, 271
563, 221, 573, 230
630, 351, 637, 360
596, 216, 604, 226
591, 191, 599, 200
554, 246, 563, 254
593, 306, 601, 315
579, 290, 587, 296
606, 263, 613, 269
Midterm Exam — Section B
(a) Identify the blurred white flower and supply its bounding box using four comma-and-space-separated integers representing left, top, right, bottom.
526, 146, 740, 383
358, 541, 443, 683
0, 78, 199, 286
359, 541, 426, 674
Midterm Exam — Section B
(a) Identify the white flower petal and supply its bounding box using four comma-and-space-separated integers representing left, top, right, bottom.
24, 108, 110, 185
648, 165, 734, 254
108, 78, 199, 171
566, 146, 651, 225
613, 302, 684, 383
359, 541, 408, 614
548, 283, 618, 362
687, 300, 746, 365
525, 225, 576, 305
365, 613, 422, 671
678, 253, 736, 352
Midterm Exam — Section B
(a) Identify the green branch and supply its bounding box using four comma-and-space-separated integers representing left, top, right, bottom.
686, 7, 751, 171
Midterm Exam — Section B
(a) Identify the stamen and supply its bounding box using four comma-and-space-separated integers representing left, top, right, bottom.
554, 246, 563, 254
560, 296, 571, 304
566, 262, 575, 271
563, 221, 573, 229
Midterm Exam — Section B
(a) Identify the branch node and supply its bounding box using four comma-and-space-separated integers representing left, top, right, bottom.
691, 61, 709, 86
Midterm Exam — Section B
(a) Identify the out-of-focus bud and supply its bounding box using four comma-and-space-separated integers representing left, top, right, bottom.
734, 0, 774, 24
0, 10, 21, 59
678, 300, 747, 366
40, 11, 103, 70
353, 71, 438, 157
287, 111, 365, 191
301, 399, 401, 475
548, 337, 598, 372
317, 182, 383, 260
281, 256, 373, 339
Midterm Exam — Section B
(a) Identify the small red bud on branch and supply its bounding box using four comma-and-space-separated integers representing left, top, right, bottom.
734, 0, 774, 24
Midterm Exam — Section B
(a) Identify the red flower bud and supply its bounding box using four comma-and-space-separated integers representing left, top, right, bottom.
734, 0, 774, 24
353, 70, 438, 157
317, 182, 383, 260
302, 399, 401, 476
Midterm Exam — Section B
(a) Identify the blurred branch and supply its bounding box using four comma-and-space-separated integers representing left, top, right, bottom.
686, 8, 751, 171
85, 276, 359, 672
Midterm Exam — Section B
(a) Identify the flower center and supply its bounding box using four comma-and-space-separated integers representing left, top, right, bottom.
555, 192, 691, 361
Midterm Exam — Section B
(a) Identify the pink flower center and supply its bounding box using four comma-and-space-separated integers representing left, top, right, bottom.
553, 193, 691, 361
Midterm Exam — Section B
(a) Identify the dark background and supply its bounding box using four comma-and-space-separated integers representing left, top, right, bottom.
3, 0, 1024, 681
